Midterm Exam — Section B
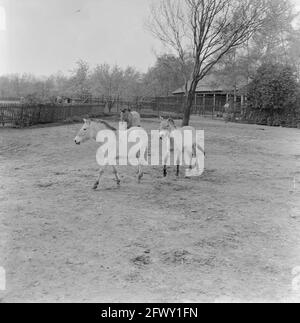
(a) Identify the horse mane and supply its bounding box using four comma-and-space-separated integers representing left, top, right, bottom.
121, 108, 131, 113
168, 118, 177, 128
91, 119, 117, 131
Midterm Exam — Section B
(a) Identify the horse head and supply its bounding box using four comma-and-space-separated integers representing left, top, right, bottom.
159, 117, 176, 139
74, 119, 93, 145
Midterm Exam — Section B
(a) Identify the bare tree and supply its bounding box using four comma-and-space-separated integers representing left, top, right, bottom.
148, 0, 269, 125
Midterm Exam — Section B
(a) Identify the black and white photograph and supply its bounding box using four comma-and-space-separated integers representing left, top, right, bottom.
0, 0, 300, 305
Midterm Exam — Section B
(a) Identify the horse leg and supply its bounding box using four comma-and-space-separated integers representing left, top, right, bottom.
163, 148, 170, 178
190, 149, 196, 170
189, 148, 194, 170
174, 154, 180, 177
137, 163, 144, 183
93, 168, 104, 190
137, 153, 143, 183
112, 166, 121, 186
135, 151, 144, 183
190, 143, 205, 170
163, 165, 167, 177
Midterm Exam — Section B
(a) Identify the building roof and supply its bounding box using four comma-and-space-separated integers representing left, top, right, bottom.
173, 74, 247, 95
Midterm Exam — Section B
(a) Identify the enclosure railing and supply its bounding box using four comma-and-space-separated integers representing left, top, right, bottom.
0, 95, 245, 128
0, 103, 106, 127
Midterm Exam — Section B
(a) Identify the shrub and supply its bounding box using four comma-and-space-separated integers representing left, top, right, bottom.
247, 63, 299, 127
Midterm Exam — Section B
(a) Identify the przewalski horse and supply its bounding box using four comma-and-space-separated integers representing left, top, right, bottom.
74, 119, 145, 190
159, 117, 205, 178
120, 109, 141, 129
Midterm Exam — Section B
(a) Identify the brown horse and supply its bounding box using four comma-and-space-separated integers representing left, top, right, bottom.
120, 109, 141, 129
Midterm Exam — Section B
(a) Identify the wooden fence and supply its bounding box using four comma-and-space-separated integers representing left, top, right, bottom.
0, 95, 244, 128
0, 103, 106, 127
88, 96, 186, 118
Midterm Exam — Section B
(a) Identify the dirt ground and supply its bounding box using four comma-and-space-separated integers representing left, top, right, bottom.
0, 117, 300, 303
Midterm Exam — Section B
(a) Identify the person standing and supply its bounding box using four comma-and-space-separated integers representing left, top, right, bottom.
223, 101, 230, 121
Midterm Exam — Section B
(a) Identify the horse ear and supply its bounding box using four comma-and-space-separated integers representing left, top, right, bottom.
160, 116, 164, 121
83, 119, 91, 124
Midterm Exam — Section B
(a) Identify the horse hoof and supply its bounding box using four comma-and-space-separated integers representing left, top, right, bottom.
93, 182, 99, 190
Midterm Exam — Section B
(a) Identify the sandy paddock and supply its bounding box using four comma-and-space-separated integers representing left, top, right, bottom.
0, 117, 300, 303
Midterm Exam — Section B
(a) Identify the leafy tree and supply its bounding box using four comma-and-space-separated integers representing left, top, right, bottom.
143, 54, 193, 96
214, 0, 300, 96
251, 0, 297, 64
247, 63, 299, 125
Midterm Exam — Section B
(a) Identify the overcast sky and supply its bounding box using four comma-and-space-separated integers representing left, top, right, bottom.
0, 0, 300, 76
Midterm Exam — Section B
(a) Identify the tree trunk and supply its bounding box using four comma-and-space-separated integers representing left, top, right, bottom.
182, 81, 198, 126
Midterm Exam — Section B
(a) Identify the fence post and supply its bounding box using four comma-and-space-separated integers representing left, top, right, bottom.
241, 95, 245, 118
213, 94, 216, 119
20, 105, 24, 127
1, 109, 4, 127
37, 105, 42, 124
156, 97, 160, 117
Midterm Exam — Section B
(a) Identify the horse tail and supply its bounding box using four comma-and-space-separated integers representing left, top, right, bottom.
194, 143, 206, 157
